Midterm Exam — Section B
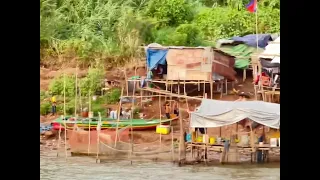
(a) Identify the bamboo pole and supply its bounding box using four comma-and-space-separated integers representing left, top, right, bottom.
130, 68, 137, 164
210, 76, 213, 99
204, 127, 207, 165
141, 87, 203, 101
96, 112, 101, 163
57, 115, 62, 157
178, 110, 185, 165
170, 81, 173, 105
203, 81, 206, 98
165, 78, 168, 102
74, 66, 78, 117
171, 125, 174, 163
114, 87, 124, 147
88, 118, 91, 155
63, 73, 68, 159
124, 69, 129, 96
183, 80, 189, 111
159, 93, 162, 151
79, 80, 82, 114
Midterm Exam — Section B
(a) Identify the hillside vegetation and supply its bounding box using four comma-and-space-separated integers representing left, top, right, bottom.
40, 0, 280, 66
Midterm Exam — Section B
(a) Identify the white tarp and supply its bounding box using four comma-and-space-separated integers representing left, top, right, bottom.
190, 99, 280, 129
259, 36, 280, 63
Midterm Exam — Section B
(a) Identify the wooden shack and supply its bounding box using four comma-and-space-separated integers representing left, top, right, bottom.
147, 46, 236, 81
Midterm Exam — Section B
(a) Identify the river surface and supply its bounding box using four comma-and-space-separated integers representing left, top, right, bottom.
40, 152, 280, 180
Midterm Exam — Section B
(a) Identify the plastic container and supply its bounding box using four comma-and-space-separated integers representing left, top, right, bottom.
196, 136, 202, 142
209, 137, 215, 144
156, 125, 171, 135
192, 132, 197, 142
186, 133, 192, 142
203, 135, 209, 143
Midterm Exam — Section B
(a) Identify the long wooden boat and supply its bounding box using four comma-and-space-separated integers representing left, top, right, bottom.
51, 116, 178, 131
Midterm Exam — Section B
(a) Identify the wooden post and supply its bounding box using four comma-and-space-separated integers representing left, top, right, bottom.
236, 122, 239, 139
178, 110, 185, 165
210, 76, 213, 99
114, 87, 124, 147
130, 68, 137, 164
165, 78, 168, 102
124, 69, 129, 96
220, 80, 223, 99
159, 93, 162, 151
96, 112, 101, 163
140, 88, 143, 107
204, 127, 207, 165
203, 81, 205, 98
225, 79, 228, 95
170, 82, 173, 103
75, 66, 78, 117
63, 73, 67, 159
88, 118, 91, 155
184, 80, 189, 111
171, 126, 174, 163
79, 80, 82, 113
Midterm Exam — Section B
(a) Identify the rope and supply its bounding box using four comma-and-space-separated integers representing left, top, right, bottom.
118, 139, 160, 146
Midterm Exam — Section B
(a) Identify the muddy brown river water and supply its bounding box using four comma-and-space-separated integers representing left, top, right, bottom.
40, 151, 280, 180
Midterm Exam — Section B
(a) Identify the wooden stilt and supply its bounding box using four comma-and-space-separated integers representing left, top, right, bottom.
159, 93, 162, 151
114, 87, 124, 147
210, 76, 213, 99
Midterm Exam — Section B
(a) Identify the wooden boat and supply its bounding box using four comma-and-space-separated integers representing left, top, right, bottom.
51, 116, 178, 131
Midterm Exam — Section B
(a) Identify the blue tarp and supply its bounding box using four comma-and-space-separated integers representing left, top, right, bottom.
146, 49, 168, 70
231, 34, 272, 48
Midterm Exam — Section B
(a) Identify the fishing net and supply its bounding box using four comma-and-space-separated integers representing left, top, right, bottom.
68, 126, 131, 157
68, 125, 177, 161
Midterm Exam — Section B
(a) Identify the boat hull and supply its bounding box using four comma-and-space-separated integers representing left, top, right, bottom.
52, 117, 178, 131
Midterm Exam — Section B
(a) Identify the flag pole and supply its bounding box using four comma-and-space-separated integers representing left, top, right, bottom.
255, 1, 259, 50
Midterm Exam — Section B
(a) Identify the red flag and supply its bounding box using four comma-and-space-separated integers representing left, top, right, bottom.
246, 0, 257, 13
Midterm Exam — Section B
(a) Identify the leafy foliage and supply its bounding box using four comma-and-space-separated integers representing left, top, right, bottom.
48, 75, 76, 97
40, 0, 280, 63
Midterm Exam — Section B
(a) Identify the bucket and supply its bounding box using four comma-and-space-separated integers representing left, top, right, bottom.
92, 95, 97, 101
209, 137, 215, 144
82, 111, 89, 117
88, 111, 94, 118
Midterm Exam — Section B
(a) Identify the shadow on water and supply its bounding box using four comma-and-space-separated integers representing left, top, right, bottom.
40, 152, 280, 180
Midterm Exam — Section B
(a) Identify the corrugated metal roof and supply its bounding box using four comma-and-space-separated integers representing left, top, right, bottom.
218, 44, 263, 69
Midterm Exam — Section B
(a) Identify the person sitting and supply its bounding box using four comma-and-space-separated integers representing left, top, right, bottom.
173, 101, 179, 116
109, 108, 118, 119
164, 103, 171, 119
122, 108, 131, 119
